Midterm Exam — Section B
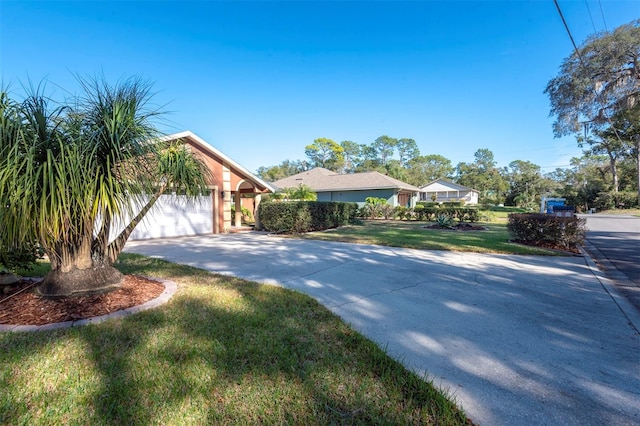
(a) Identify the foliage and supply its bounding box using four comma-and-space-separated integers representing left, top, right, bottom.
284, 184, 317, 201
545, 19, 640, 138
0, 76, 210, 296
507, 214, 586, 250
406, 154, 454, 186
230, 206, 253, 222
256, 159, 310, 182
258, 201, 358, 233
434, 214, 454, 228
593, 191, 639, 209
304, 137, 344, 171
0, 240, 44, 274
455, 149, 508, 204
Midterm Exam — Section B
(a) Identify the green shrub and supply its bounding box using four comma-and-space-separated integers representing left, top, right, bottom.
594, 191, 639, 209
258, 201, 358, 233
435, 214, 454, 228
507, 213, 586, 250
0, 240, 44, 274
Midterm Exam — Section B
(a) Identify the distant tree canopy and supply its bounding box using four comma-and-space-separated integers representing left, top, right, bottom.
256, 133, 639, 211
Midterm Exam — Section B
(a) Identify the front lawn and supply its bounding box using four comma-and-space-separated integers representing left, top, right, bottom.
0, 253, 468, 425
295, 219, 561, 255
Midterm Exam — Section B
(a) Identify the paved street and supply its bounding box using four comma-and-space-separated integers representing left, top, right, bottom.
125, 233, 640, 426
582, 214, 640, 313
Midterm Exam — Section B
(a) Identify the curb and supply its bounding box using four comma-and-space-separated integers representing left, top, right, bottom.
580, 242, 640, 334
0, 277, 177, 333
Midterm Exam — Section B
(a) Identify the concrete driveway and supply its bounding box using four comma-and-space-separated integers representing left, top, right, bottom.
125, 233, 640, 426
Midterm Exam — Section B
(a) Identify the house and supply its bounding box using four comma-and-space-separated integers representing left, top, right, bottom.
420, 179, 479, 205
271, 167, 420, 207
126, 131, 275, 240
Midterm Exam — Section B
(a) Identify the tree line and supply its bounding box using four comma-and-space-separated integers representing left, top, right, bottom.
258, 19, 640, 211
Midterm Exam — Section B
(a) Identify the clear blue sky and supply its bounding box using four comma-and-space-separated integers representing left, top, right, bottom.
1, 1, 638, 175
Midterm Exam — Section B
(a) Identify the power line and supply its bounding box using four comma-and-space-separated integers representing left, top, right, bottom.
552, 0, 626, 147
598, 0, 608, 32
584, 0, 598, 34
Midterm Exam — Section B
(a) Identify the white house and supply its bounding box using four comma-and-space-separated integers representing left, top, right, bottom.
420, 179, 479, 205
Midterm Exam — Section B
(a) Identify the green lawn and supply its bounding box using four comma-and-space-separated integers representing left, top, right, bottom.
0, 254, 468, 425
295, 219, 561, 255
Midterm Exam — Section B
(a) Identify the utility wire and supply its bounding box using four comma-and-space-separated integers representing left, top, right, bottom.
552, 0, 625, 146
584, 0, 598, 34
598, 0, 608, 32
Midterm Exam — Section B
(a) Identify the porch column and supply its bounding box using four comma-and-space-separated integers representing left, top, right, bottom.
254, 193, 263, 231
234, 191, 242, 227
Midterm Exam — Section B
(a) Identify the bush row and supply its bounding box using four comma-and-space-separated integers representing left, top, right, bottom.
258, 201, 358, 233
390, 206, 480, 222
507, 213, 586, 249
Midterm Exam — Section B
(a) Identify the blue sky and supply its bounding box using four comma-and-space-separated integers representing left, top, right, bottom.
1, 1, 638, 175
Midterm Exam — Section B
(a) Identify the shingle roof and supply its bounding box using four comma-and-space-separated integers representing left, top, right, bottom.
272, 168, 421, 192
420, 179, 477, 193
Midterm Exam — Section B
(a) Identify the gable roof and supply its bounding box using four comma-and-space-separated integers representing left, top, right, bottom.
420, 179, 478, 193
272, 167, 421, 192
161, 131, 275, 192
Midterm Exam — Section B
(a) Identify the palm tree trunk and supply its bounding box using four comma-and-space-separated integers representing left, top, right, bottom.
106, 185, 166, 263
38, 235, 123, 298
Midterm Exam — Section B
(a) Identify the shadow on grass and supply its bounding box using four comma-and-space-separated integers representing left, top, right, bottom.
0, 253, 467, 425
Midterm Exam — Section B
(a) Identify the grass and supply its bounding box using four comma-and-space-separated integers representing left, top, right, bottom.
0, 253, 469, 425
295, 219, 561, 255
594, 208, 640, 217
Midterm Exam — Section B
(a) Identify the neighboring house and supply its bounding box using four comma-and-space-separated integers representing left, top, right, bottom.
419, 179, 479, 205
124, 131, 274, 240
272, 167, 420, 207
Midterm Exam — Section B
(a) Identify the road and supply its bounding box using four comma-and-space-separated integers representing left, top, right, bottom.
582, 214, 640, 312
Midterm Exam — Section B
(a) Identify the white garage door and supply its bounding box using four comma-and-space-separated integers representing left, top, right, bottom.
126, 194, 213, 240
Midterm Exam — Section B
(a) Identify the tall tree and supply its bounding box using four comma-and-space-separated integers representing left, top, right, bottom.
256, 159, 309, 181
372, 135, 397, 166
596, 105, 640, 204
396, 138, 420, 167
545, 20, 639, 137
505, 160, 551, 209
406, 154, 453, 186
340, 140, 361, 173
545, 20, 639, 195
304, 137, 344, 171
0, 77, 210, 298
455, 149, 508, 204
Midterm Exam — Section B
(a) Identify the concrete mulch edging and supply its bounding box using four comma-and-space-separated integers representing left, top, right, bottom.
0, 277, 177, 333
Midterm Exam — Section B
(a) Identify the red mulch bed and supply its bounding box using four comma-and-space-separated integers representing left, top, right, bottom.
0, 275, 164, 326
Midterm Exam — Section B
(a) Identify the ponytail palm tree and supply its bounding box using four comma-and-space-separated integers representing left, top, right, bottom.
0, 77, 210, 297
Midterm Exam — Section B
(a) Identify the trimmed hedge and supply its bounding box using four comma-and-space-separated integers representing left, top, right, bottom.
507, 213, 586, 250
412, 206, 480, 222
258, 201, 358, 233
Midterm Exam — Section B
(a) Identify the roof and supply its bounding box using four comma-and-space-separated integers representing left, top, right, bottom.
161, 131, 276, 192
272, 167, 421, 192
420, 179, 478, 193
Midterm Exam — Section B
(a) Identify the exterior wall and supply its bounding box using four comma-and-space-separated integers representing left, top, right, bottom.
317, 189, 397, 207
117, 194, 213, 241
421, 190, 478, 205
186, 140, 269, 233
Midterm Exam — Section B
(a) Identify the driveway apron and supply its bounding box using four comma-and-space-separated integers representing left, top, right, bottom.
125, 233, 640, 426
